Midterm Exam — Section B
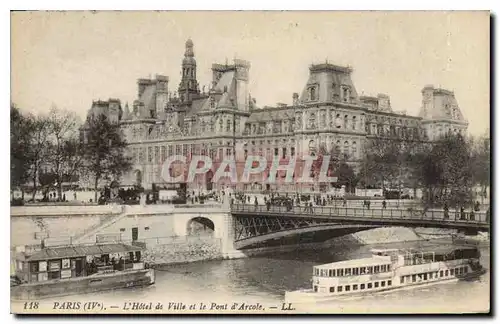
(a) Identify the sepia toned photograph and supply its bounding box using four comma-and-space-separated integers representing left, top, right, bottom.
10, 10, 490, 314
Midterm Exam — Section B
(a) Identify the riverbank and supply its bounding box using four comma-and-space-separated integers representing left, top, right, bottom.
144, 226, 490, 268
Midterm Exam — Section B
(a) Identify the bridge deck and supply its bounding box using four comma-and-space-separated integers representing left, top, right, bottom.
230, 204, 489, 232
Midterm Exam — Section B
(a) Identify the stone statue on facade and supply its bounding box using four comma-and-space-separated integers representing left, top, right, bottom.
267, 122, 273, 134
309, 113, 316, 129
296, 114, 302, 129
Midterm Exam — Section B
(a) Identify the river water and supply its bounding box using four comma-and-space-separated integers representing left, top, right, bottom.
18, 240, 490, 314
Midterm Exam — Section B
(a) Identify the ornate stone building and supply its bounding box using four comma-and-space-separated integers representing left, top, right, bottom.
86, 39, 468, 191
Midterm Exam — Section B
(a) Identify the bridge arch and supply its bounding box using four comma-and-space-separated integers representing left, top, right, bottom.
187, 216, 215, 237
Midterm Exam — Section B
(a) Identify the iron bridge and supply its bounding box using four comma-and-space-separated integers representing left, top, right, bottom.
230, 204, 489, 250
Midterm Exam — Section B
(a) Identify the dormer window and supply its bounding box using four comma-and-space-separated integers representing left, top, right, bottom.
210, 97, 215, 109
308, 86, 317, 101
342, 86, 350, 102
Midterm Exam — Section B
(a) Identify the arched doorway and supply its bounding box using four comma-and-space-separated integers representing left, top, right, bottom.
187, 217, 215, 237
206, 169, 214, 191
134, 170, 142, 187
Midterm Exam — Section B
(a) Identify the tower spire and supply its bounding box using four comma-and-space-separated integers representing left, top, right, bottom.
178, 38, 199, 102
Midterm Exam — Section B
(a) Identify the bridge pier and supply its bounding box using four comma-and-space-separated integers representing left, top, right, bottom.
219, 212, 246, 259
171, 208, 245, 260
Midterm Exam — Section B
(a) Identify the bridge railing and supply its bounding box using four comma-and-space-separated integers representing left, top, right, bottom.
230, 204, 490, 225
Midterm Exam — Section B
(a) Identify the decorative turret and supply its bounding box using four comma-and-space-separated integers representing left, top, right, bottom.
122, 102, 130, 120
178, 38, 200, 103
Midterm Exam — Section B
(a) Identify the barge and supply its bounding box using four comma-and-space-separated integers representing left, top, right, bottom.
11, 242, 155, 300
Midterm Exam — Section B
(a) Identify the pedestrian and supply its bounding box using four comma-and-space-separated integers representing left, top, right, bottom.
63, 193, 66, 202
382, 200, 387, 209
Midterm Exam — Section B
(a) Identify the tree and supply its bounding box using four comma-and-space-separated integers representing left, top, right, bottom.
81, 114, 133, 202
417, 133, 474, 208
25, 113, 52, 200
46, 106, 84, 199
10, 104, 33, 199
470, 133, 490, 201
360, 137, 403, 190
313, 144, 358, 192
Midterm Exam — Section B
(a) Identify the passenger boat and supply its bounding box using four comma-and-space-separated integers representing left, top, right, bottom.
11, 242, 155, 300
285, 245, 486, 304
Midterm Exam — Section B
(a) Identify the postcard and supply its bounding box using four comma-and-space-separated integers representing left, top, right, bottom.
10, 10, 490, 314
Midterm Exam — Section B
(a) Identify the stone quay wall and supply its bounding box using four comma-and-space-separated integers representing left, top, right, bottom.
141, 236, 223, 266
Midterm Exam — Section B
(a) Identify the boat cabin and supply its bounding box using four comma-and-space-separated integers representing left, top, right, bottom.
12, 243, 146, 284
313, 256, 393, 278
312, 256, 394, 294
399, 245, 481, 266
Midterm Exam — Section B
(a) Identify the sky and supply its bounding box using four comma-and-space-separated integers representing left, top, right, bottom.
11, 11, 490, 135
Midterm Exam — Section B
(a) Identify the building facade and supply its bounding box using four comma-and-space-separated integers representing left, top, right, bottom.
86, 39, 468, 191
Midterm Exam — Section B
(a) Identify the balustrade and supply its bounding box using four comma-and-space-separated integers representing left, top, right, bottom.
230, 203, 489, 225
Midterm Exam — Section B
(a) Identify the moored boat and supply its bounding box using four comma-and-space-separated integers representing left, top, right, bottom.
285, 245, 486, 304
11, 242, 155, 300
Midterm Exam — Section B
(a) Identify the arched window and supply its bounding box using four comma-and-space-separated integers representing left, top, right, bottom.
344, 115, 349, 129
226, 119, 231, 132
335, 141, 341, 156
352, 142, 357, 158
308, 140, 316, 156
352, 116, 357, 130
310, 87, 316, 101
390, 125, 396, 137
342, 87, 350, 102
309, 113, 316, 129
336, 114, 342, 128
219, 119, 223, 132
343, 141, 349, 156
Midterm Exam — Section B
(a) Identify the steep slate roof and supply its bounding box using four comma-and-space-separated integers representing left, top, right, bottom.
246, 107, 295, 123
